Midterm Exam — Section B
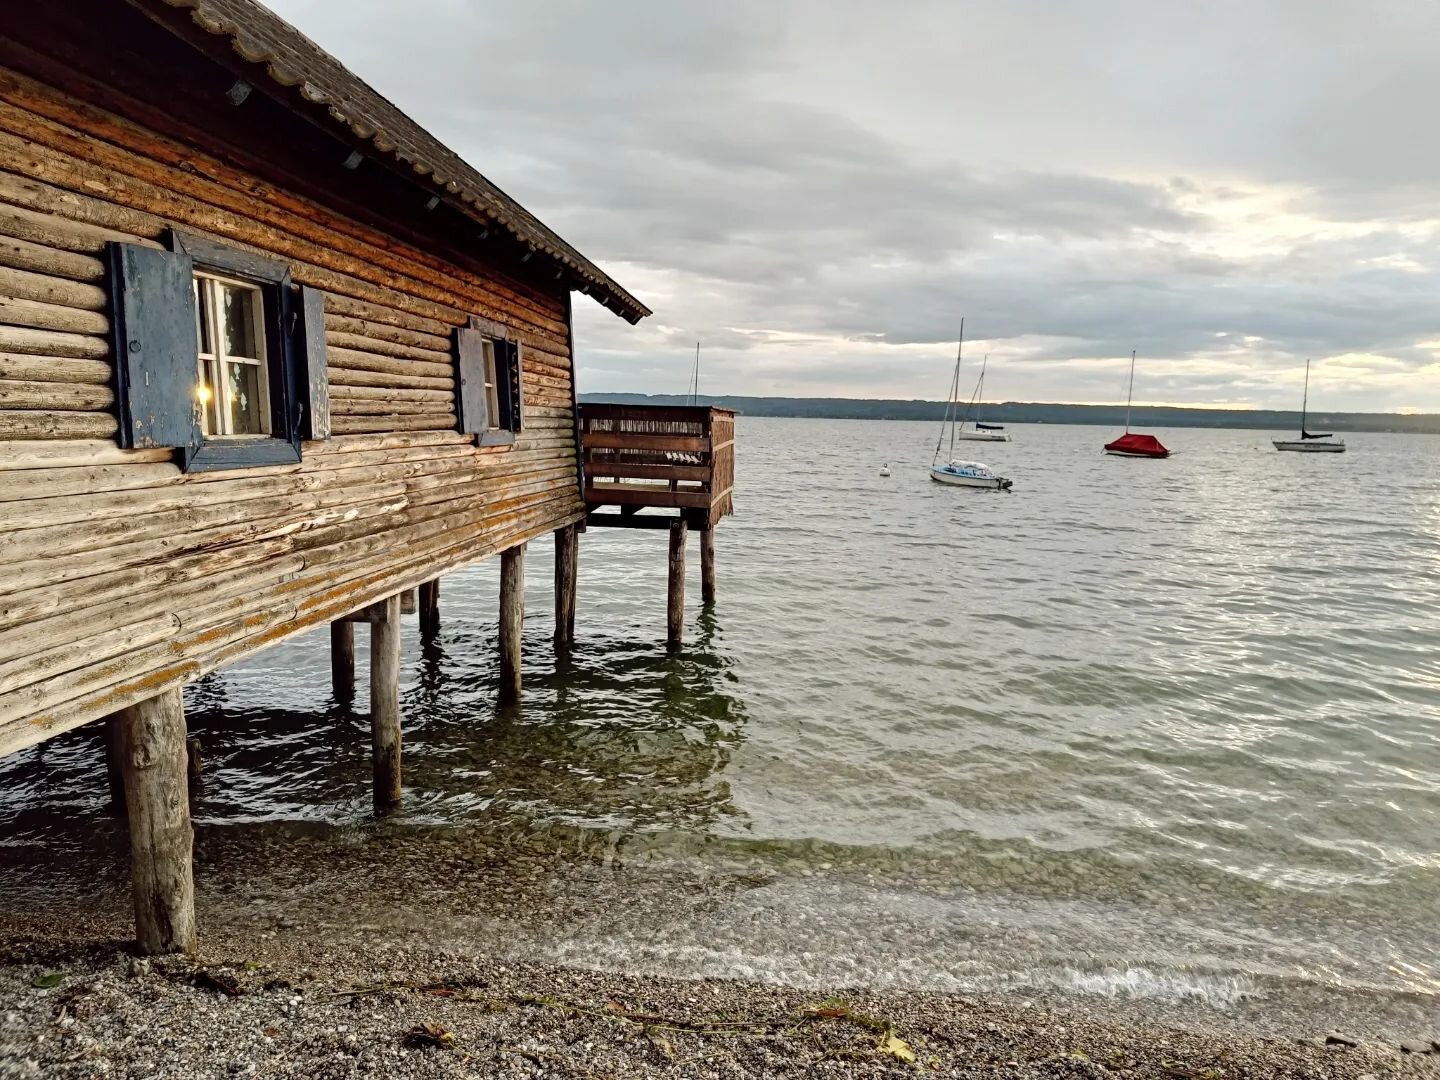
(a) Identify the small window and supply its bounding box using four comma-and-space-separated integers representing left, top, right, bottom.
108, 233, 331, 471
456, 319, 523, 445
194, 272, 271, 438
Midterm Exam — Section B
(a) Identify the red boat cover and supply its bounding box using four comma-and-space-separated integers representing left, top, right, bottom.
1104, 432, 1169, 457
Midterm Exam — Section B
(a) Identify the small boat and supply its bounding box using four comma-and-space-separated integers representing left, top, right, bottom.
930, 460, 1012, 489
1104, 350, 1169, 458
956, 356, 1012, 442
879, 463, 891, 476
930, 321, 1014, 489
1274, 359, 1345, 453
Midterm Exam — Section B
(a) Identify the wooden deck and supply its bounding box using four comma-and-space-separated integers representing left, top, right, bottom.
580, 404, 735, 529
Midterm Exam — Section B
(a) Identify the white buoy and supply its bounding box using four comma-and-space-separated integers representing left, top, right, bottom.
879, 463, 891, 477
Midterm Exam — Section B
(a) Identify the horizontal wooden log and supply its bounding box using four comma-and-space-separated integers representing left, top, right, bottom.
0, 439, 169, 470
0, 611, 179, 696
583, 461, 711, 483
581, 433, 708, 453
0, 233, 105, 282
0, 294, 108, 336
0, 352, 111, 384
323, 312, 450, 353
0, 263, 107, 309
321, 293, 451, 340
0, 194, 149, 253
329, 413, 458, 434
325, 330, 449, 365
331, 398, 457, 416
0, 378, 111, 410
329, 383, 454, 404
0, 409, 115, 439
0, 322, 107, 359
327, 365, 453, 391
326, 346, 452, 381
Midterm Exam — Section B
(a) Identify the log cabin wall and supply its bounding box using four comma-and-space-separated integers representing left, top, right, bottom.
0, 5, 608, 757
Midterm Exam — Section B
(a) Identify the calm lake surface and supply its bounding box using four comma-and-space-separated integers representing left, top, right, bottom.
4, 418, 1439, 1033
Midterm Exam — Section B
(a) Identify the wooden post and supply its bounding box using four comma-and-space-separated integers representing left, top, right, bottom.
419, 578, 440, 638
700, 528, 717, 606
114, 687, 196, 956
185, 738, 203, 798
668, 519, 688, 647
330, 621, 355, 701
370, 593, 402, 813
500, 543, 526, 703
554, 525, 578, 652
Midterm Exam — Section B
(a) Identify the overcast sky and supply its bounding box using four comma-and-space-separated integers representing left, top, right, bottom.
270, 0, 1440, 411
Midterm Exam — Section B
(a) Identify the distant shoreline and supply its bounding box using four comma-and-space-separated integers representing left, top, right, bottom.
581, 393, 1440, 435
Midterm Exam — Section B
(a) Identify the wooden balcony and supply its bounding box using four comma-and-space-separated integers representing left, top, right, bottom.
580, 404, 735, 529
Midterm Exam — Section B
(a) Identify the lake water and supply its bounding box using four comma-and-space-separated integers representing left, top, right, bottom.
3, 418, 1439, 1035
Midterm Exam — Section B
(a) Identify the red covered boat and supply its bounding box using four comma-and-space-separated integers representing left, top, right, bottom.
1104, 351, 1170, 458
1104, 431, 1170, 458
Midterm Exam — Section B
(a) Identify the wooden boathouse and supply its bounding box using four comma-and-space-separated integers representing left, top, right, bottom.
0, 0, 733, 955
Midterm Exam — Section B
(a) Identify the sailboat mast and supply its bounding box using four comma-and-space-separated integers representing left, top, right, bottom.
1124, 349, 1136, 433
934, 318, 964, 464
1300, 358, 1310, 434
688, 341, 701, 405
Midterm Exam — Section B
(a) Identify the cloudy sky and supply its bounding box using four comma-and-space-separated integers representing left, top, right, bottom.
271, 0, 1440, 411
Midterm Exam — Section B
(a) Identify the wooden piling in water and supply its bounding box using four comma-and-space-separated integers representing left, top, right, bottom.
330, 621, 355, 702
370, 594, 402, 813
418, 579, 440, 639
114, 687, 196, 956
554, 525, 577, 652
700, 528, 716, 606
500, 543, 526, 702
668, 519, 688, 647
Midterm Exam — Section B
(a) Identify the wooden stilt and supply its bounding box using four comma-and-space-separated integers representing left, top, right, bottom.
554, 525, 578, 652
667, 519, 688, 647
114, 687, 196, 956
700, 527, 717, 606
500, 543, 526, 703
370, 593, 402, 813
418, 578, 440, 638
330, 621, 355, 701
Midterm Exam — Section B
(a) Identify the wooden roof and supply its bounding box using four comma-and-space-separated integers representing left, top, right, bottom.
136, 0, 651, 324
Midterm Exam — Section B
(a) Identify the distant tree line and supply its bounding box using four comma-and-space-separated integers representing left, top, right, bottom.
579, 393, 1440, 434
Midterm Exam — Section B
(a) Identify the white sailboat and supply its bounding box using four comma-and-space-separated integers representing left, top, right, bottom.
929, 320, 1013, 490
1274, 359, 1346, 453
956, 356, 1012, 442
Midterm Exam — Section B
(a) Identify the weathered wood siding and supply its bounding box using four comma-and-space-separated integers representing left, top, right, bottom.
0, 63, 583, 757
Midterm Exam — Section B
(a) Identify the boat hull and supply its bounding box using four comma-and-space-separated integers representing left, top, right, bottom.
1273, 439, 1345, 452
1103, 448, 1169, 458
956, 431, 1011, 442
929, 465, 1012, 490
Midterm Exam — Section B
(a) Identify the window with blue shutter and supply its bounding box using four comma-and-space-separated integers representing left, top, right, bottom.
107, 232, 330, 471
455, 315, 523, 446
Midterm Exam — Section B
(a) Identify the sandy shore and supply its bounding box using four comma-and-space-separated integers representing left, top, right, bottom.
1, 921, 1431, 1080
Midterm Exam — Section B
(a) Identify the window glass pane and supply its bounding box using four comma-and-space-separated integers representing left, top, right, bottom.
220, 285, 259, 359
197, 357, 220, 435
226, 361, 264, 434
483, 341, 501, 429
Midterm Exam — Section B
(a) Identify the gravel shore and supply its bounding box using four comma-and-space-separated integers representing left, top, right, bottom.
1, 927, 1432, 1080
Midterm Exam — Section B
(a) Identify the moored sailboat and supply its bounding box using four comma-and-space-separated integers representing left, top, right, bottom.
1104, 350, 1170, 458
929, 320, 1013, 489
1274, 359, 1345, 453
956, 356, 1012, 442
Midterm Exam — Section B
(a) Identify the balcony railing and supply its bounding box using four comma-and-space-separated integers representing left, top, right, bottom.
579, 404, 735, 528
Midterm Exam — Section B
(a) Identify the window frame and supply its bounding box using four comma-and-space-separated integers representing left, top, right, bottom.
167, 231, 302, 472
456, 315, 523, 447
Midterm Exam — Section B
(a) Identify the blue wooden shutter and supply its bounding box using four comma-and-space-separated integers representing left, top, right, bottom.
454, 326, 489, 434
295, 285, 330, 440
502, 340, 524, 432
108, 243, 201, 452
